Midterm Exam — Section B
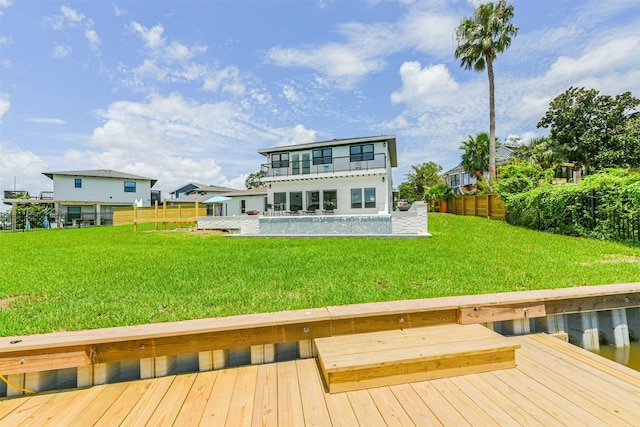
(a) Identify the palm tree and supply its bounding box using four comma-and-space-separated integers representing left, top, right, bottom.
455, 1, 518, 182
460, 132, 490, 177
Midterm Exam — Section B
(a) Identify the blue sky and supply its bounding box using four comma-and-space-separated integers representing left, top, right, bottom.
1, 0, 638, 204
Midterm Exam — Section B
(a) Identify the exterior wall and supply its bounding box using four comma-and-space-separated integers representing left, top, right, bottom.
259, 215, 392, 235
391, 202, 429, 235
224, 195, 267, 216
53, 175, 153, 206
268, 175, 390, 215
198, 216, 259, 234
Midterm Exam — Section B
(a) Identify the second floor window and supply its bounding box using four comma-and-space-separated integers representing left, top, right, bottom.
350, 144, 374, 162
74, 178, 82, 188
272, 153, 289, 168
313, 148, 332, 165
124, 181, 136, 193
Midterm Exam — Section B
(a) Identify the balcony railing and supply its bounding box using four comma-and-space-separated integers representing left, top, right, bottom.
261, 153, 387, 179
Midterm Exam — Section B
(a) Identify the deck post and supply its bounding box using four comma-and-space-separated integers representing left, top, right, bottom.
298, 339, 317, 358
6, 374, 26, 397
140, 356, 177, 379
598, 309, 630, 347
199, 350, 227, 371
567, 312, 600, 351
500, 318, 530, 335
251, 344, 275, 365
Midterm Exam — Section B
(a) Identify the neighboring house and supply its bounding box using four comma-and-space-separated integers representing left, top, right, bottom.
205, 187, 267, 216
169, 183, 237, 201
41, 169, 159, 226
442, 145, 515, 194
257, 135, 397, 215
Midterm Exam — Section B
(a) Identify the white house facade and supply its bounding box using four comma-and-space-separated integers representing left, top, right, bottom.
258, 135, 397, 215
42, 169, 158, 226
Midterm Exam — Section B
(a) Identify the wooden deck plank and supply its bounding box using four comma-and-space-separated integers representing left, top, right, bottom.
520, 335, 640, 404
173, 370, 218, 426
475, 370, 569, 426
528, 333, 640, 386
199, 368, 238, 426
514, 351, 630, 426
276, 360, 305, 426
295, 359, 332, 426
251, 363, 278, 427
145, 372, 198, 425
447, 374, 523, 426
368, 387, 415, 426
322, 387, 360, 426
118, 375, 176, 426
346, 389, 387, 426
409, 381, 472, 426
430, 376, 501, 427
0, 393, 58, 426
0, 395, 28, 421
492, 364, 605, 426
84, 379, 155, 426
512, 336, 640, 424
227, 365, 259, 426
21, 386, 104, 426
388, 383, 444, 426
67, 381, 132, 426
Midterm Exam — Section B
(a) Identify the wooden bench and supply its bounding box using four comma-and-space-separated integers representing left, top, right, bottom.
314, 323, 520, 393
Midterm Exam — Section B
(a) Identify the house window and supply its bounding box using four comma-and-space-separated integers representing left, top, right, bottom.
313, 148, 332, 165
290, 192, 303, 212
274, 192, 286, 211
307, 191, 320, 211
241, 200, 246, 214
323, 190, 337, 210
350, 144, 374, 162
451, 174, 461, 187
351, 189, 362, 209
67, 206, 81, 224
272, 153, 289, 168
124, 181, 136, 193
74, 178, 82, 188
364, 188, 376, 208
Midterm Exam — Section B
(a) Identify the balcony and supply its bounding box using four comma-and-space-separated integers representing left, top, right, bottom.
261, 153, 387, 180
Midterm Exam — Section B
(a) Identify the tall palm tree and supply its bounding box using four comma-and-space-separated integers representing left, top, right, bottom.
455, 1, 518, 182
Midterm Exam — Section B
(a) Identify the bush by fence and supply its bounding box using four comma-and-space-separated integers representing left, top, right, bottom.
503, 169, 640, 242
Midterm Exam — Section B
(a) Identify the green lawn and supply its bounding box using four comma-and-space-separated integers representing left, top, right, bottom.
1, 214, 639, 337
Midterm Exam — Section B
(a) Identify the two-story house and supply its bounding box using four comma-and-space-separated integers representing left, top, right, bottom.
258, 135, 397, 215
42, 169, 159, 226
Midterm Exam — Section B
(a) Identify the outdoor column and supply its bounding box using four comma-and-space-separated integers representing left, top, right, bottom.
567, 312, 600, 351
598, 309, 630, 347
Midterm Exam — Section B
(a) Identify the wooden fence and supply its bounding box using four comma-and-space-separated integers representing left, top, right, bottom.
113, 201, 207, 230
444, 194, 505, 220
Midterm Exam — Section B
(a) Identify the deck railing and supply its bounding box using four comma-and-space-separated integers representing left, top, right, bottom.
261, 153, 387, 179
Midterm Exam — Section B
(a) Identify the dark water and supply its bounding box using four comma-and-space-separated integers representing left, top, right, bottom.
594, 341, 640, 371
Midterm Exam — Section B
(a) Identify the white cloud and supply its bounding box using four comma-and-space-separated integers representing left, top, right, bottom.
282, 85, 298, 102
0, 92, 9, 124
84, 29, 101, 52
131, 22, 166, 50
391, 62, 458, 106
0, 143, 49, 204
52, 43, 72, 58
27, 117, 67, 125
266, 3, 459, 88
0, 35, 12, 46
113, 4, 127, 17
272, 124, 316, 147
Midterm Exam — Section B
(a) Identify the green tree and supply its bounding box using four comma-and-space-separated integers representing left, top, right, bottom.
597, 115, 640, 168
455, 0, 518, 181
245, 170, 266, 189
398, 162, 442, 202
459, 132, 491, 177
512, 136, 566, 170
537, 87, 640, 173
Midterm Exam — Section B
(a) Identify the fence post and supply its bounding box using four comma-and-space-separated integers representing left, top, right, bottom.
487, 195, 492, 219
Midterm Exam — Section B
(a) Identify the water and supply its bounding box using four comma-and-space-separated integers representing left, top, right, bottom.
594, 341, 640, 371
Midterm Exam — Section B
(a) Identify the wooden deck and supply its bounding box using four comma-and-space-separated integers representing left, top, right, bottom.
1, 333, 638, 426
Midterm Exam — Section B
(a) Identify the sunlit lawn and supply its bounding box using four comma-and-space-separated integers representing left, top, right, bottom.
1, 214, 639, 336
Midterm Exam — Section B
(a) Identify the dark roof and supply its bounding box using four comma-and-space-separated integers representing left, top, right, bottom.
43, 169, 158, 187
258, 135, 398, 167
